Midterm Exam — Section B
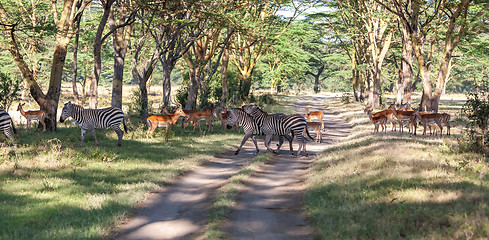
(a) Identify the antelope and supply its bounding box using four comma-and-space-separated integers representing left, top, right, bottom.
387, 105, 417, 134
413, 109, 451, 136
306, 121, 323, 143
365, 109, 387, 133
17, 103, 47, 132
305, 108, 325, 130
146, 103, 187, 141
363, 106, 397, 131
413, 109, 444, 136
182, 110, 214, 133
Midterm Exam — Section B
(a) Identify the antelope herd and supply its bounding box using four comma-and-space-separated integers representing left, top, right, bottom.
364, 103, 451, 137
1, 99, 452, 152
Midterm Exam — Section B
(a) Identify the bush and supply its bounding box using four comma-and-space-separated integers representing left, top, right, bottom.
461, 79, 489, 152
258, 93, 276, 105
0, 72, 22, 110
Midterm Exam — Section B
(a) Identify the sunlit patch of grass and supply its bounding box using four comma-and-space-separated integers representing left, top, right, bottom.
305, 95, 489, 239
0, 122, 242, 240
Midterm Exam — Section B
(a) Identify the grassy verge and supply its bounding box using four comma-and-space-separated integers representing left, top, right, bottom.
0, 122, 242, 240
305, 96, 489, 239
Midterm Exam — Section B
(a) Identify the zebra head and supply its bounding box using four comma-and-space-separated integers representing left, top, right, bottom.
59, 101, 73, 123
226, 108, 239, 129
241, 104, 259, 115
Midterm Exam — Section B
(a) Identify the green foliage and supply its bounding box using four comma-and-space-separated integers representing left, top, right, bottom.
0, 72, 22, 110
258, 93, 277, 105
461, 79, 489, 150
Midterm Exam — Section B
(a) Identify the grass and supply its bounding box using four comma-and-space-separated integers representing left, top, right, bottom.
0, 89, 297, 240
0, 120, 242, 239
305, 95, 489, 239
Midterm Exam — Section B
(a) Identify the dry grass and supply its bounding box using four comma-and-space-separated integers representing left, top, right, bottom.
305, 95, 489, 239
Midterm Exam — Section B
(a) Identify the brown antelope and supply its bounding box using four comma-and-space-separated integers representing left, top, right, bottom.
363, 106, 397, 131
146, 103, 187, 141
305, 121, 323, 143
182, 110, 214, 133
17, 103, 47, 132
365, 109, 387, 133
387, 105, 417, 134
305, 107, 325, 130
413, 109, 451, 136
413, 109, 445, 136
215, 107, 240, 133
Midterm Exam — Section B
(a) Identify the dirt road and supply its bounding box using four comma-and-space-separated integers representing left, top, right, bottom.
114, 94, 351, 240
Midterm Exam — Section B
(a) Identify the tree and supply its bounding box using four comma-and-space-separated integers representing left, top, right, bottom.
108, 0, 135, 109
89, 0, 115, 109
230, 0, 306, 99
378, 0, 489, 112
0, 0, 90, 130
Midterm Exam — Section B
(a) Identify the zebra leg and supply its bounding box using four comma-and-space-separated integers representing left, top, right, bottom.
90, 129, 99, 146
251, 135, 260, 155
265, 134, 277, 153
3, 129, 16, 148
236, 133, 253, 155
113, 125, 124, 146
284, 134, 294, 155
80, 129, 86, 147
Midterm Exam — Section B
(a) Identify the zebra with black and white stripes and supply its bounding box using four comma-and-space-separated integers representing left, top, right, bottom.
59, 101, 127, 146
226, 108, 261, 155
0, 110, 16, 147
242, 104, 312, 157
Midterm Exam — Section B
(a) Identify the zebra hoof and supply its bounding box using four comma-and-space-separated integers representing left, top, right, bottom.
234, 151, 239, 155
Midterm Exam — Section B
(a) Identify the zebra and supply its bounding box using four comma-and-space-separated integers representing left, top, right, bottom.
242, 104, 313, 157
226, 108, 261, 155
59, 101, 127, 147
0, 110, 16, 147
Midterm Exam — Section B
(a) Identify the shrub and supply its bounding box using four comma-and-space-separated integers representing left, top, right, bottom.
0, 72, 22, 110
461, 79, 489, 152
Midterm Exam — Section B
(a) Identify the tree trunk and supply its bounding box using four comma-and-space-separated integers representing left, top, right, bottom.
72, 17, 81, 105
239, 72, 252, 100
185, 61, 200, 109
90, 0, 115, 109
220, 47, 230, 104
161, 61, 175, 107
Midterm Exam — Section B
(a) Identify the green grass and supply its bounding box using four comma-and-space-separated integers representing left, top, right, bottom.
305, 96, 489, 239
0, 92, 297, 240
0, 120, 242, 240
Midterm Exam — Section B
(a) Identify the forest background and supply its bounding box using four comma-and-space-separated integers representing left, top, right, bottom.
0, 0, 487, 129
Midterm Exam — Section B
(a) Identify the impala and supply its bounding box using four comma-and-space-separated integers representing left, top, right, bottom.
305, 107, 325, 129
363, 107, 397, 131
306, 121, 323, 143
365, 109, 387, 133
388, 105, 417, 134
146, 104, 187, 141
17, 103, 47, 132
182, 110, 213, 133
413, 109, 445, 136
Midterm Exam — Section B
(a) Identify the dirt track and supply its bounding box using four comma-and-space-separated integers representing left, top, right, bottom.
114, 94, 351, 240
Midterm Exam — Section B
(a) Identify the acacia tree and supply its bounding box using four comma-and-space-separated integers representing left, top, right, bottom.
108, 0, 135, 109
378, 0, 489, 111
0, 0, 91, 130
89, 0, 115, 109
230, 0, 305, 99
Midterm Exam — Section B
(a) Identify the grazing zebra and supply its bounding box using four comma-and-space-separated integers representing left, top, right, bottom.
242, 104, 312, 157
226, 108, 261, 155
0, 110, 16, 147
59, 101, 127, 146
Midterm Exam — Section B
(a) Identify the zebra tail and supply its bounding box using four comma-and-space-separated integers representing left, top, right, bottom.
123, 118, 128, 134
11, 121, 17, 134
305, 125, 314, 140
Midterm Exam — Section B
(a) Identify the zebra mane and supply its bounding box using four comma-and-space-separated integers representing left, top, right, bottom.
231, 108, 253, 117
